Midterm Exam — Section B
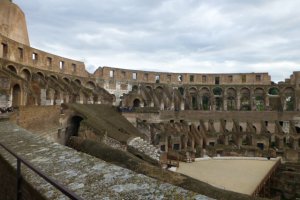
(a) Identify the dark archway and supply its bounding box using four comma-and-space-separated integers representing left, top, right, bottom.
12, 84, 21, 107
7, 65, 17, 74
133, 98, 141, 108
65, 116, 83, 144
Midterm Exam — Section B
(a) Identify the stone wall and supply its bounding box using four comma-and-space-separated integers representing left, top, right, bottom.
0, 121, 210, 199
0, 154, 46, 200
9, 106, 61, 142
271, 162, 300, 199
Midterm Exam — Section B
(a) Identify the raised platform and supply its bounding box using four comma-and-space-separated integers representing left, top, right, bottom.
176, 157, 280, 195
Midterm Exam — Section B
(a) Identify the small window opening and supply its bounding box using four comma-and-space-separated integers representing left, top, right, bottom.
46, 57, 52, 67
133, 72, 137, 80
32, 53, 38, 61
18, 47, 23, 60
155, 75, 160, 83
109, 70, 114, 78
178, 75, 183, 82
72, 64, 76, 72
59, 61, 64, 70
190, 75, 194, 82
1, 43, 8, 58
215, 77, 220, 85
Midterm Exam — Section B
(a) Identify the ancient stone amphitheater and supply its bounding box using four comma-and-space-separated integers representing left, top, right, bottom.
0, 0, 299, 199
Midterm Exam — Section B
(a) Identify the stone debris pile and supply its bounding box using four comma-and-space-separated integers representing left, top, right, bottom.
128, 137, 160, 161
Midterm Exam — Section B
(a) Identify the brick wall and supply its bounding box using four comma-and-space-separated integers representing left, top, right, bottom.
10, 105, 61, 133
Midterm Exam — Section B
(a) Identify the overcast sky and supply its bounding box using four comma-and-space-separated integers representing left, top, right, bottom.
14, 0, 300, 82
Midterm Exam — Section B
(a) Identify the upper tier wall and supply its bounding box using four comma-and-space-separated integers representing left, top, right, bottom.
99, 66, 272, 85
0, 1, 30, 45
0, 34, 90, 78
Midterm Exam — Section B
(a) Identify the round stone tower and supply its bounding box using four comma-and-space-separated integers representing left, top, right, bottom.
0, 0, 30, 46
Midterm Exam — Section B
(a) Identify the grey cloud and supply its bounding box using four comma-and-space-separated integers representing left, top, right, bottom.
14, 0, 300, 82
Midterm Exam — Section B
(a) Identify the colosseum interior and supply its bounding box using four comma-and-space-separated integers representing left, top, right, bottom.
0, 0, 299, 199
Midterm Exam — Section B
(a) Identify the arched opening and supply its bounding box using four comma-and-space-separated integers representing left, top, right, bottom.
65, 116, 83, 145
240, 88, 250, 110
37, 72, 45, 80
132, 85, 138, 92
215, 97, 223, 110
283, 87, 295, 111
74, 79, 81, 85
200, 87, 210, 110
202, 96, 210, 110
254, 88, 265, 111
50, 75, 58, 80
133, 98, 141, 108
20, 69, 31, 81
178, 87, 184, 96
213, 87, 222, 96
12, 84, 21, 107
227, 88, 236, 111
189, 87, 198, 110
63, 77, 70, 83
268, 87, 279, 95
7, 65, 17, 74
86, 81, 96, 90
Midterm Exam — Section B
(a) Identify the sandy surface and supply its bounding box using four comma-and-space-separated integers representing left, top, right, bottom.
176, 159, 277, 195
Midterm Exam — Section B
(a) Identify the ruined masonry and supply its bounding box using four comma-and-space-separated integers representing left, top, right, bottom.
0, 121, 211, 200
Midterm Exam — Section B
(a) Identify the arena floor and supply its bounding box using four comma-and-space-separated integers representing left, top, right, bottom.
176, 158, 277, 195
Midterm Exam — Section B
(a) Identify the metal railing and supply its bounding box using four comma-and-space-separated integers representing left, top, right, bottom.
0, 142, 83, 200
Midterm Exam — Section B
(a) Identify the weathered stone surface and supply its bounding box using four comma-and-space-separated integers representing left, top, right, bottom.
0, 121, 211, 200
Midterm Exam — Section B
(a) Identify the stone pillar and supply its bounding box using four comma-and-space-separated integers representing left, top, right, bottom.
180, 101, 185, 110
265, 95, 269, 108
224, 135, 229, 145
223, 96, 227, 111
237, 94, 241, 110
293, 139, 299, 150
278, 138, 284, 149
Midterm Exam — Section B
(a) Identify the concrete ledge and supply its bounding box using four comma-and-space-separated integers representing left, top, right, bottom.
0, 121, 210, 200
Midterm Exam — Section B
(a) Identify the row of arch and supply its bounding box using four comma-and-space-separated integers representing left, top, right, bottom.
5, 64, 97, 90
126, 84, 296, 111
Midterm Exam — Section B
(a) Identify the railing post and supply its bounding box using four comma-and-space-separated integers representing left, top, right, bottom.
16, 158, 22, 200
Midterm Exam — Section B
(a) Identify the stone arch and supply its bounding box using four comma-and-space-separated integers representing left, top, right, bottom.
268, 87, 279, 95
36, 72, 45, 80
65, 115, 84, 145
63, 77, 71, 83
12, 84, 21, 107
283, 87, 295, 111
133, 98, 141, 108
178, 87, 184, 96
20, 68, 31, 81
227, 88, 237, 111
254, 88, 265, 111
189, 87, 198, 110
240, 87, 251, 111
7, 65, 17, 74
200, 87, 210, 110
49, 74, 58, 80
145, 85, 152, 92
268, 87, 281, 111
86, 81, 96, 90
74, 79, 81, 85
213, 87, 222, 96
132, 85, 138, 92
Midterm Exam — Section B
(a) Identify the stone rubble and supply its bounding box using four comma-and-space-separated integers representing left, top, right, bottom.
128, 137, 161, 161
